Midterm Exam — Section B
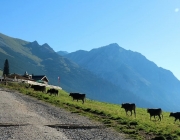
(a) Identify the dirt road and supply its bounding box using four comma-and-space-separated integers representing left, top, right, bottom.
0, 88, 130, 140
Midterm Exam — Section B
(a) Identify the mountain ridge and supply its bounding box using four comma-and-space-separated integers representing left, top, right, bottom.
57, 51, 68, 56
1, 32, 180, 111
64, 43, 180, 111
0, 33, 152, 109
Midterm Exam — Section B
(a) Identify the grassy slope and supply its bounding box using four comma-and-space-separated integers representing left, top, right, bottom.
0, 33, 43, 76
0, 70, 2, 76
0, 33, 42, 63
0, 83, 179, 140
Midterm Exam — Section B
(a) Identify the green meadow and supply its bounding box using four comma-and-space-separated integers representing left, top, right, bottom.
0, 82, 179, 140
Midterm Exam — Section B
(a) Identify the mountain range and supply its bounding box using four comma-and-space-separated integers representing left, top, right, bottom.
64, 44, 180, 111
0, 32, 180, 111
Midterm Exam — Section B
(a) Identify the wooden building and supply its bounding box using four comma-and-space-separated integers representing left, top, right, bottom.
32, 75, 49, 84
6, 71, 49, 84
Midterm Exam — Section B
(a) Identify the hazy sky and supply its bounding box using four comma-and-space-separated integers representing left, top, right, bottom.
0, 1, 180, 80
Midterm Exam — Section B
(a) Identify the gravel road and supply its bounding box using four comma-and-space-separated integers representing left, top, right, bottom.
0, 88, 131, 140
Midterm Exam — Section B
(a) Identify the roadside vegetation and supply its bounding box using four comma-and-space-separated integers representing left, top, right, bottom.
0, 82, 179, 140
0, 70, 2, 76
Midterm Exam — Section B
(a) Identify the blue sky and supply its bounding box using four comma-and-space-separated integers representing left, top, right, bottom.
0, 1, 180, 80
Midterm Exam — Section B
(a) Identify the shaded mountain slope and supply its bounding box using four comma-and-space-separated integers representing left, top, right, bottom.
0, 33, 152, 108
57, 51, 68, 56
64, 43, 180, 111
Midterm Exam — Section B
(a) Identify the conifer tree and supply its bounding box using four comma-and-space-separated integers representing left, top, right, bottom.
3, 59, 10, 76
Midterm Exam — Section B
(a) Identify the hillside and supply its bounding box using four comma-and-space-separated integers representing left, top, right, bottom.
1, 82, 179, 140
57, 51, 68, 56
0, 69, 2, 76
64, 43, 180, 112
0, 33, 152, 107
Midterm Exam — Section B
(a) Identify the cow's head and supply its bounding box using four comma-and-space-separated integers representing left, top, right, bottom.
169, 112, 174, 117
121, 103, 125, 108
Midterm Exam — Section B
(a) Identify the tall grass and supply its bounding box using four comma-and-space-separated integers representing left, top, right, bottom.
0, 82, 179, 140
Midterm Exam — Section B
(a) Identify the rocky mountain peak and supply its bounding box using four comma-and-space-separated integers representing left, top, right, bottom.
42, 43, 54, 52
31, 40, 39, 46
65, 43, 180, 111
91, 43, 125, 55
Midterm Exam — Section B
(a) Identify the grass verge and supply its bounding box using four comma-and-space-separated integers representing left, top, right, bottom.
0, 82, 179, 140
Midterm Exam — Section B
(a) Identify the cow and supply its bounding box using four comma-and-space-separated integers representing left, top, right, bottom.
47, 88, 58, 96
147, 108, 163, 121
169, 112, 180, 123
30, 85, 46, 92
121, 103, 136, 117
69, 93, 86, 104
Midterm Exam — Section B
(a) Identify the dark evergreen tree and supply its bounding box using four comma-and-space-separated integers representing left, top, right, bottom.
3, 59, 10, 76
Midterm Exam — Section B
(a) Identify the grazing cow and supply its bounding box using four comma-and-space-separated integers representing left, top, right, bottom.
121, 103, 136, 117
147, 108, 163, 121
30, 85, 46, 92
47, 88, 58, 96
69, 93, 86, 104
169, 112, 180, 123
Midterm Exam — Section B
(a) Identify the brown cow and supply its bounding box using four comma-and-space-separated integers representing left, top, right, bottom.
147, 108, 163, 121
121, 103, 136, 117
169, 112, 180, 123
69, 93, 86, 104
30, 85, 46, 92
47, 88, 58, 96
